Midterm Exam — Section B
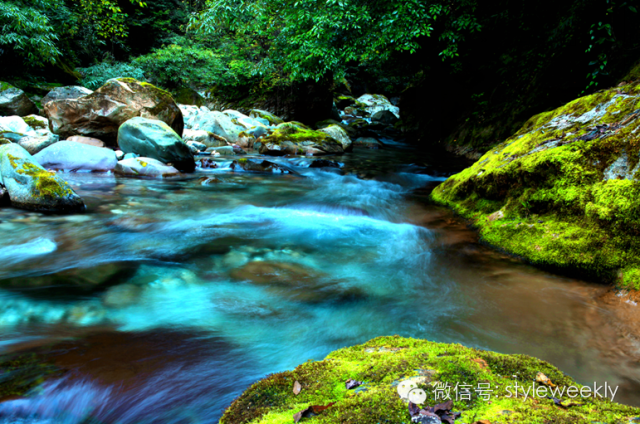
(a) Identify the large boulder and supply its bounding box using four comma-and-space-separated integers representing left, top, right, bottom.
34, 140, 117, 172
259, 123, 344, 156
41, 86, 93, 108
357, 94, 400, 119
371, 109, 399, 125
0, 83, 36, 116
191, 111, 247, 145
431, 81, 640, 289
44, 78, 183, 145
319, 125, 352, 152
0, 144, 84, 213
220, 335, 640, 424
178, 104, 210, 130
117, 117, 195, 172
114, 157, 180, 178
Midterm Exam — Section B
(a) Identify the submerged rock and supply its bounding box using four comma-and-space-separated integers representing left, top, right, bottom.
34, 140, 117, 172
0, 83, 37, 116
118, 117, 195, 172
221, 335, 640, 424
431, 80, 640, 289
114, 157, 181, 178
44, 78, 183, 144
0, 144, 84, 213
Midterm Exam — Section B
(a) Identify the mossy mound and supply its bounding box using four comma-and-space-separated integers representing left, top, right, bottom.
260, 123, 343, 154
431, 80, 640, 289
221, 336, 639, 424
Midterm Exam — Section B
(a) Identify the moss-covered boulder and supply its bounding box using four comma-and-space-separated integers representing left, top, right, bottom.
259, 123, 344, 156
0, 144, 84, 213
0, 82, 37, 117
431, 80, 640, 289
222, 336, 639, 424
250, 109, 284, 126
315, 119, 356, 138
320, 125, 353, 152
117, 117, 194, 172
43, 78, 183, 145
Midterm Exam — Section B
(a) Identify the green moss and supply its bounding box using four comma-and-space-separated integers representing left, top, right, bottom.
0, 81, 14, 92
431, 83, 640, 289
7, 154, 73, 199
22, 116, 46, 130
221, 336, 639, 424
263, 124, 333, 146
0, 353, 60, 401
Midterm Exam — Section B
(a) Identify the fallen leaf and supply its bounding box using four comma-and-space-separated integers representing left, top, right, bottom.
535, 372, 556, 388
472, 358, 489, 369
345, 379, 363, 390
549, 396, 582, 409
293, 402, 335, 423
293, 380, 302, 395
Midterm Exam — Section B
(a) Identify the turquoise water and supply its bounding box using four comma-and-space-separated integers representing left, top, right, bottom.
0, 144, 639, 423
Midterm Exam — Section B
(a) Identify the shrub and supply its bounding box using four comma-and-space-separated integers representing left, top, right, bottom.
76, 62, 146, 89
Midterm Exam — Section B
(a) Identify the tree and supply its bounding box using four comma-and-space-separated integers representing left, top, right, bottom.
190, 0, 481, 81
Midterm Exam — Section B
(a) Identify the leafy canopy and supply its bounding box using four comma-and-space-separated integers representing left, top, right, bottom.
190, 0, 480, 81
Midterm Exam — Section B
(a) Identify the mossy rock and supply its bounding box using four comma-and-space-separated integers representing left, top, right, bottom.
0, 352, 61, 401
431, 80, 640, 289
335, 95, 357, 110
172, 87, 205, 107
221, 336, 639, 424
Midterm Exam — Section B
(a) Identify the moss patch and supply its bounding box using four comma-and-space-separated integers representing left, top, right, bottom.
0, 353, 61, 401
221, 336, 639, 424
7, 153, 74, 199
22, 116, 46, 130
431, 81, 640, 289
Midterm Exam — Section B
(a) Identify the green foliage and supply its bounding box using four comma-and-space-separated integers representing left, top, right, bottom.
76, 61, 146, 89
134, 36, 259, 89
190, 0, 480, 82
0, 0, 63, 66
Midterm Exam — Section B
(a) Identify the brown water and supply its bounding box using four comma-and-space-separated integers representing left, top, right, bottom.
0, 142, 639, 423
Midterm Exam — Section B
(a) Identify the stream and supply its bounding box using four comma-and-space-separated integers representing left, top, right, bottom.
0, 139, 639, 423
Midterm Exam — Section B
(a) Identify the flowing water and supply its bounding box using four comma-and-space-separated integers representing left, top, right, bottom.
0, 141, 640, 423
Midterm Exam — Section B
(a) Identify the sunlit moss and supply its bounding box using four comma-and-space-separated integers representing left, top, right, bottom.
221, 336, 639, 424
431, 82, 640, 289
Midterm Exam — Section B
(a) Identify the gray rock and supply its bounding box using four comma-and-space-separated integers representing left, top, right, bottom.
118, 117, 195, 172
183, 129, 227, 148
249, 109, 284, 125
186, 140, 207, 152
320, 125, 352, 151
191, 111, 245, 144
0, 83, 37, 116
371, 110, 399, 125
114, 157, 181, 178
34, 140, 117, 172
41, 86, 93, 108
17, 133, 60, 155
22, 115, 49, 131
0, 144, 84, 213
115, 150, 124, 160
0, 116, 33, 135
357, 94, 400, 118
205, 146, 235, 155
124, 152, 139, 160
